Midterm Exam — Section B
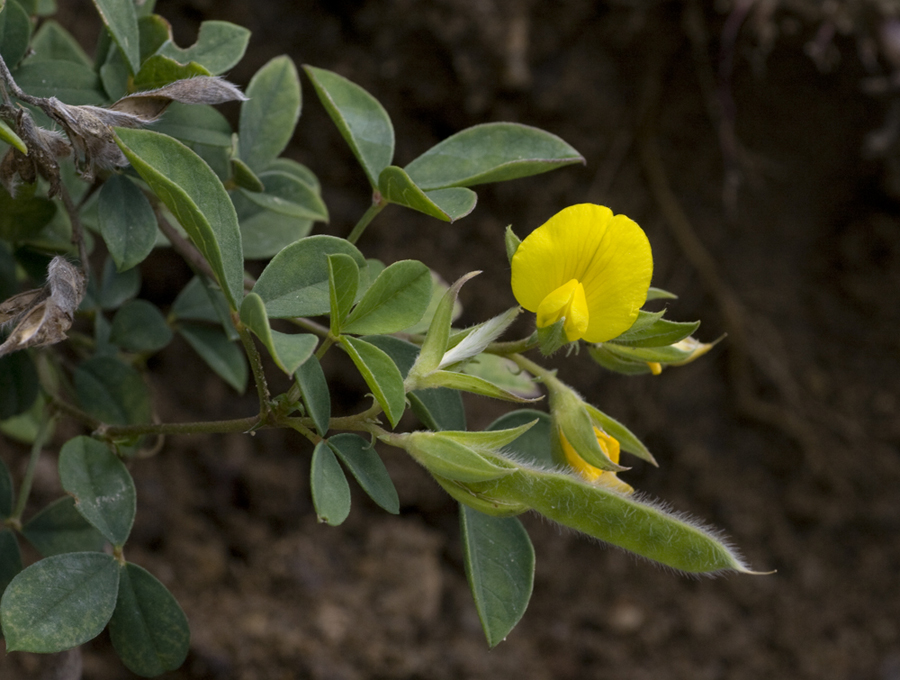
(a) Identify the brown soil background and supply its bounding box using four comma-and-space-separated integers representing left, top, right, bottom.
3, 1, 900, 678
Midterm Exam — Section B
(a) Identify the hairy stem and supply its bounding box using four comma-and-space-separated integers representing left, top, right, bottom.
347, 197, 386, 245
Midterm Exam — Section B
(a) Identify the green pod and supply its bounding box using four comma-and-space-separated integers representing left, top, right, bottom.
482, 466, 751, 574
433, 474, 528, 518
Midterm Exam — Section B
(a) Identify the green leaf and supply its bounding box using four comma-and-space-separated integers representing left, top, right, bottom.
486, 410, 555, 468
58, 436, 136, 546
22, 497, 107, 556
0, 529, 22, 597
303, 65, 393, 188
239, 292, 317, 375
410, 271, 478, 378
133, 54, 211, 90
138, 13, 169, 62
327, 253, 359, 335
108, 562, 190, 677
0, 393, 52, 445
294, 355, 329, 436
406, 122, 584, 190
266, 158, 320, 190
239, 55, 301, 171
114, 127, 244, 309
86, 257, 141, 310
170, 275, 235, 339
0, 551, 120, 652
149, 102, 233, 147
0, 117, 26, 153
74, 356, 151, 426
230, 157, 264, 192
404, 432, 515, 483
585, 343, 652, 375
91, 0, 140, 73
0, 457, 13, 517
98, 174, 158, 272
241, 171, 328, 221
339, 335, 406, 427
595, 341, 694, 365
156, 20, 250, 75
99, 38, 129, 101
177, 322, 247, 393
460, 354, 540, 399
12, 59, 105, 104
109, 300, 172, 352
611, 313, 699, 348
646, 286, 677, 301
0, 186, 57, 243
328, 433, 399, 514
378, 166, 476, 222
0, 352, 38, 420
423, 370, 538, 404
237, 204, 313, 260
0, 0, 31, 68
460, 505, 534, 647
342, 259, 431, 335
310, 441, 351, 526
435, 421, 538, 454
253, 235, 365, 318
363, 335, 465, 431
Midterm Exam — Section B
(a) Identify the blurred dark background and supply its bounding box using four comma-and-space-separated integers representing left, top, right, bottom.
5, 1, 900, 678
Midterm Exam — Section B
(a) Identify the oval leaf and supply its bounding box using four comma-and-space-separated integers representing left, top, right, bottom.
110, 299, 173, 353
328, 433, 399, 514
342, 259, 432, 335
58, 436, 136, 546
22, 497, 108, 557
0, 1, 33, 69
253, 235, 365, 318
156, 20, 250, 75
0, 551, 120, 652
294, 355, 330, 436
460, 505, 534, 647
98, 174, 158, 272
0, 529, 22, 597
339, 335, 406, 427
303, 65, 394, 188
241, 171, 328, 221
405, 122, 584, 190
239, 292, 317, 375
310, 441, 351, 526
114, 127, 244, 309
91, 0, 140, 73
74, 355, 151, 426
177, 323, 247, 393
239, 55, 301, 171
378, 166, 475, 222
108, 562, 190, 677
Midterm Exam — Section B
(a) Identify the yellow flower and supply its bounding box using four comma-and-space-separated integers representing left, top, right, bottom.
511, 204, 653, 343
560, 427, 634, 494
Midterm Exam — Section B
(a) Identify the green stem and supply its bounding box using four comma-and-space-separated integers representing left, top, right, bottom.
509, 352, 560, 389
99, 415, 263, 440
235, 318, 272, 419
485, 334, 539, 356
10, 411, 56, 525
347, 199, 386, 245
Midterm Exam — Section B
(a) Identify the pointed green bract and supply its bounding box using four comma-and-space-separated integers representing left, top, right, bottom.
405, 122, 584, 190
304, 65, 394, 188
115, 128, 245, 309
177, 323, 247, 393
310, 441, 351, 526
98, 174, 158, 272
438, 307, 519, 368
339, 335, 406, 427
460, 505, 534, 647
108, 563, 190, 677
294, 356, 330, 436
22, 497, 107, 557
156, 20, 249, 75
434, 421, 537, 453
422, 370, 539, 404
239, 56, 301, 171
610, 312, 699, 348
91, 0, 140, 73
487, 410, 555, 469
410, 272, 478, 379
240, 292, 318, 374
0, 551, 120, 652
58, 437, 136, 546
403, 432, 515, 483
328, 433, 399, 514
378, 166, 476, 222
342, 259, 432, 335
583, 403, 655, 465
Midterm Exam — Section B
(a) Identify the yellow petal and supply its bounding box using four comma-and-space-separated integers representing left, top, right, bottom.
559, 427, 633, 494
535, 278, 589, 341
510, 204, 653, 343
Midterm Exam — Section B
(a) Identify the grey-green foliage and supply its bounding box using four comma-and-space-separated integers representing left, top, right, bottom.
0, 1, 752, 674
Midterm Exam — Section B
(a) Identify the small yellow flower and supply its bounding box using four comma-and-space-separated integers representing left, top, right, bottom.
511, 204, 653, 343
560, 427, 633, 494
